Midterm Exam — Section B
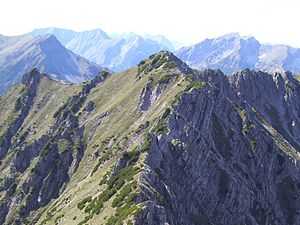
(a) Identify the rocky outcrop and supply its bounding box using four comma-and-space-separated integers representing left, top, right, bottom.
137, 69, 300, 225
229, 69, 300, 149
0, 202, 9, 225
159, 51, 193, 75
13, 135, 50, 173
0, 69, 40, 160
138, 51, 193, 76
139, 51, 193, 111
140, 81, 164, 111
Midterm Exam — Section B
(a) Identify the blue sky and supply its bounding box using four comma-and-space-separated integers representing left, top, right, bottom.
0, 0, 299, 47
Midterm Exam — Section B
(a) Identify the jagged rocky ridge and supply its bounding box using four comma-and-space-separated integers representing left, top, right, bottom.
0, 51, 300, 225
137, 69, 300, 225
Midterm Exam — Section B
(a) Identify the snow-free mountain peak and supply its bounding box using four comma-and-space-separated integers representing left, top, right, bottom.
29, 27, 176, 72
0, 33, 104, 95
176, 33, 300, 74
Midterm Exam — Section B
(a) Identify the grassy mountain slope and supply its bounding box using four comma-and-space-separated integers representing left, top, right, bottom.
0, 51, 195, 224
1, 51, 300, 225
36, 52, 194, 225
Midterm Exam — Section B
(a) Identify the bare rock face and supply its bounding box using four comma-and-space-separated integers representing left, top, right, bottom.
140, 81, 163, 111
229, 69, 300, 149
137, 69, 300, 225
0, 69, 40, 160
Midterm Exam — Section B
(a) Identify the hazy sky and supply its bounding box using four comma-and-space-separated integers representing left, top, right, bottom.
0, 0, 299, 47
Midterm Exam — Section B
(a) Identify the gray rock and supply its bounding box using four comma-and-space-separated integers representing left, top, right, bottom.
137, 69, 300, 225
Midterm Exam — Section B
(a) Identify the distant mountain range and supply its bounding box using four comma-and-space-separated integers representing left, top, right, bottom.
1, 29, 299, 96
176, 33, 300, 74
30, 29, 300, 75
29, 28, 179, 72
0, 34, 103, 95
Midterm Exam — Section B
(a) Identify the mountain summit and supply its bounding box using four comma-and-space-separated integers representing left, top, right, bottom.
176, 33, 300, 74
0, 33, 104, 95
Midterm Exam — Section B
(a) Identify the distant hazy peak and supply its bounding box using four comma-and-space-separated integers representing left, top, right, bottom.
73, 28, 110, 39
31, 27, 108, 38
0, 33, 105, 95
29, 27, 177, 71
30, 27, 76, 35
143, 33, 176, 50
215, 32, 255, 40
36, 33, 58, 42
176, 33, 300, 74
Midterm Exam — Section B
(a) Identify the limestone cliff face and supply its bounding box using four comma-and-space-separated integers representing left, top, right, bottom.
229, 69, 300, 149
137, 69, 300, 225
